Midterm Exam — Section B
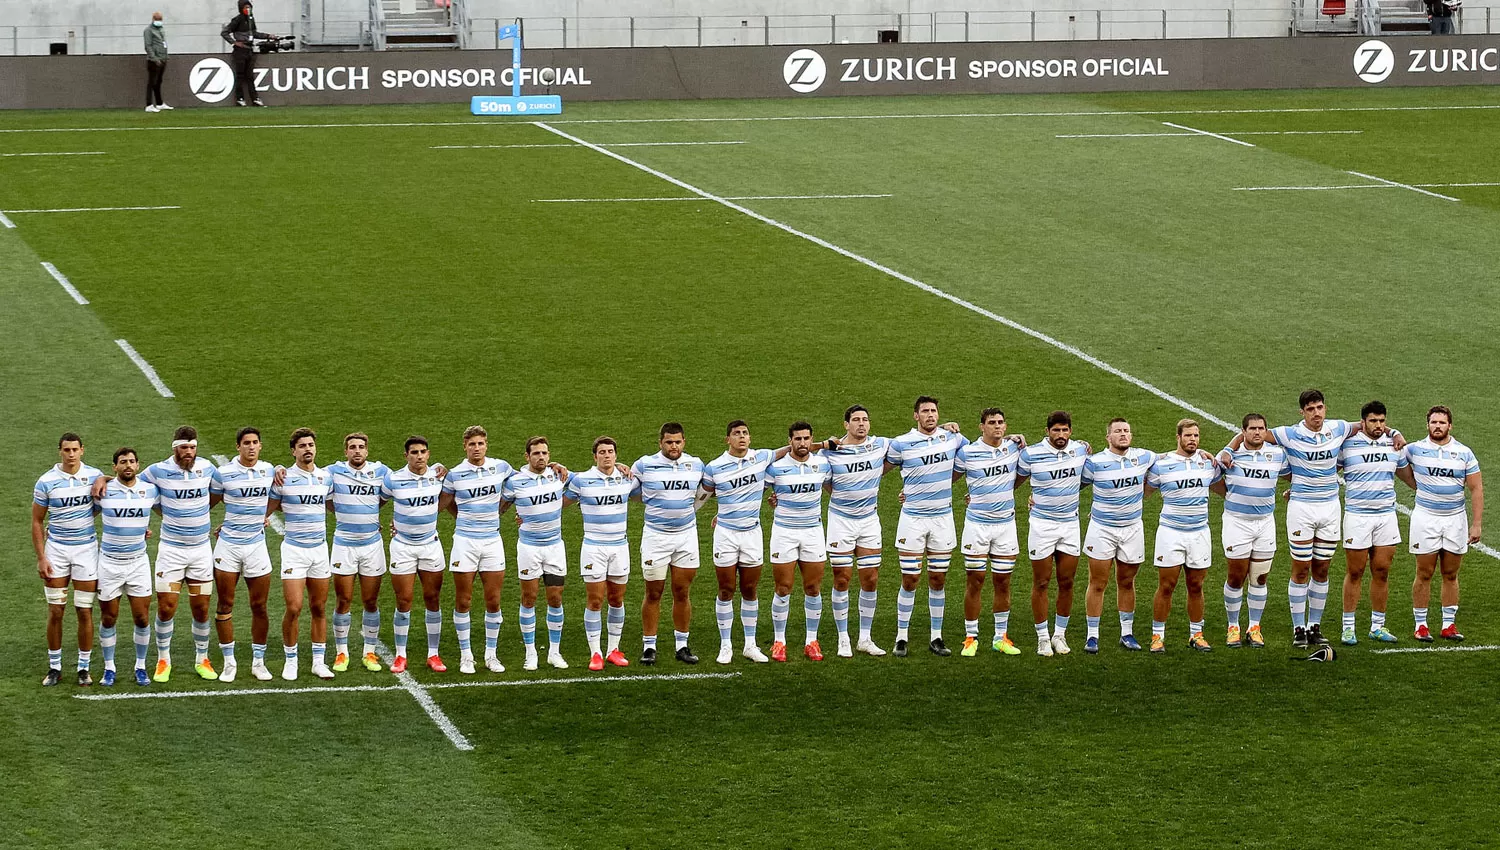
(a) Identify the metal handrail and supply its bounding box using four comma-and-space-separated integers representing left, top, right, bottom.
451, 0, 471, 49
368, 0, 386, 50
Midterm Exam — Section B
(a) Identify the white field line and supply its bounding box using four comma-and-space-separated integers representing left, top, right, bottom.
1058, 130, 1362, 138
535, 119, 1500, 562
3, 205, 181, 214
40, 261, 88, 304
371, 642, 474, 751
1371, 644, 1500, 655
0, 211, 12, 228
113, 339, 175, 398
0, 151, 107, 157
1345, 170, 1461, 202
210, 453, 285, 536
1234, 181, 1500, 192
431, 141, 744, 149
534, 193, 891, 203
3, 103, 1499, 135
1160, 121, 1256, 148
72, 670, 742, 701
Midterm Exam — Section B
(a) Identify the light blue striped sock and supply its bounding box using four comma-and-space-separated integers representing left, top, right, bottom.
1119, 612, 1134, 636
1289, 581, 1309, 629
519, 605, 536, 647
584, 607, 602, 654
485, 610, 502, 652
994, 610, 1009, 637
453, 611, 471, 653
47, 648, 62, 670
804, 593, 823, 644
928, 588, 945, 639
831, 589, 850, 637
332, 611, 352, 654
1086, 615, 1101, 639
1248, 584, 1268, 627
740, 598, 758, 643
858, 589, 877, 640
715, 598, 733, 642
896, 587, 915, 640
606, 605, 624, 652
361, 609, 380, 653
1054, 613, 1070, 635
100, 625, 117, 669
424, 608, 442, 656
283, 642, 298, 661
155, 617, 174, 661
1308, 579, 1329, 627
547, 605, 564, 649
772, 593, 790, 643
252, 642, 267, 661
393, 609, 411, 656
133, 625, 150, 667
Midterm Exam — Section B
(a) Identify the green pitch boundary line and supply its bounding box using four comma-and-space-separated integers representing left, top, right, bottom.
532, 118, 1500, 564
71, 671, 742, 701
4, 103, 1500, 135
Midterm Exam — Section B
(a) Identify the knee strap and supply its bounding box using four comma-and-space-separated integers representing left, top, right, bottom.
188, 582, 214, 597
828, 553, 854, 570
856, 554, 882, 570
1248, 559, 1273, 584
44, 586, 68, 606
1312, 541, 1338, 561
73, 590, 96, 608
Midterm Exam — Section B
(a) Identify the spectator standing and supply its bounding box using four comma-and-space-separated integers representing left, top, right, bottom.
143, 11, 171, 112
1426, 0, 1459, 34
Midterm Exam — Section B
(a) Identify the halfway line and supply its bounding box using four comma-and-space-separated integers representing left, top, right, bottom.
1345, 170, 1460, 201
1161, 121, 1256, 147
41, 261, 88, 305
114, 339, 175, 398
534, 193, 891, 203
4, 205, 181, 214
1371, 644, 1500, 655
534, 120, 1500, 562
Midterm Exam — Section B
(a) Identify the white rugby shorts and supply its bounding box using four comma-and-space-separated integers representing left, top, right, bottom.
1153, 526, 1212, 570
641, 527, 699, 581
1287, 498, 1341, 546
389, 539, 445, 575
331, 541, 387, 577
43, 539, 98, 582
826, 513, 882, 553
894, 513, 957, 554
1409, 507, 1469, 556
213, 539, 272, 579
712, 525, 764, 568
280, 542, 331, 581
1344, 511, 1401, 550
580, 541, 630, 583
769, 524, 827, 564
98, 553, 151, 601
449, 535, 507, 574
1027, 517, 1081, 559
517, 541, 568, 582
1083, 521, 1145, 564
1222, 512, 1277, 560
156, 542, 213, 587
961, 520, 1020, 568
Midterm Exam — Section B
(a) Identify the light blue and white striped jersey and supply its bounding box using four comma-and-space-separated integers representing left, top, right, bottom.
442, 458, 513, 541
503, 466, 566, 546
1083, 448, 1157, 528
141, 457, 215, 548
766, 453, 831, 530
1147, 452, 1220, 532
1406, 437, 1480, 516
33, 464, 103, 546
1272, 420, 1357, 503
703, 449, 774, 532
328, 460, 388, 548
565, 466, 637, 546
820, 436, 890, 521
382, 465, 443, 545
1220, 444, 1289, 517
97, 479, 158, 559
1339, 431, 1407, 516
886, 429, 968, 518
955, 439, 1020, 525
270, 465, 331, 549
211, 459, 274, 546
631, 452, 705, 533
1017, 441, 1090, 523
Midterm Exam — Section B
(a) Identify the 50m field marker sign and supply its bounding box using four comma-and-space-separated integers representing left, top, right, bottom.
532, 119, 1499, 563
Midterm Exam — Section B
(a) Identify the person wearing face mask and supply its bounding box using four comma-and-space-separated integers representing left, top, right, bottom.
142, 11, 171, 113
221, 0, 273, 106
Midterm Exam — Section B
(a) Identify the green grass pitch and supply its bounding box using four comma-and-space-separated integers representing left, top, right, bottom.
3, 86, 1499, 848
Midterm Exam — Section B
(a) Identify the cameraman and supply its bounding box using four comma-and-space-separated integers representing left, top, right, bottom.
1426, 0, 1459, 33
221, 0, 273, 106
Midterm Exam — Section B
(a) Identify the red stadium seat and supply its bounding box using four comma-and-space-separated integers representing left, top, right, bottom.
1322, 0, 1347, 17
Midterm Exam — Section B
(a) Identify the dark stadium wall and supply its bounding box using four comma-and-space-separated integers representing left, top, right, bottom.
2, 35, 1496, 109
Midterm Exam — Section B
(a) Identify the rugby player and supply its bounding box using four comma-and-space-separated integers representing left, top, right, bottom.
1016, 412, 1091, 657
382, 436, 447, 674
1082, 419, 1156, 653
886, 396, 967, 657
501, 436, 570, 671
440, 426, 514, 674
1146, 420, 1221, 653
95, 448, 157, 687
33, 433, 102, 686
820, 405, 892, 657
701, 421, 776, 664
632, 423, 706, 665
954, 408, 1025, 657
1213, 414, 1287, 648
209, 427, 275, 682
766, 422, 833, 662
267, 428, 334, 680
1402, 406, 1482, 642
564, 437, 638, 670
139, 427, 217, 682
327, 433, 391, 672
1338, 402, 1409, 645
